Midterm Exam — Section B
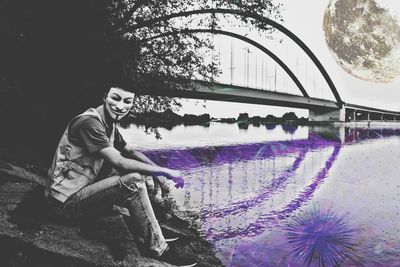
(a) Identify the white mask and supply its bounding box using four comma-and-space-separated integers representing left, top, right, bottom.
104, 87, 135, 121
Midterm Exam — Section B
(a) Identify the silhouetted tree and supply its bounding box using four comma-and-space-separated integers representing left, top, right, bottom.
251, 116, 261, 126
0, 0, 282, 161
282, 112, 298, 122
265, 114, 279, 123
237, 113, 249, 122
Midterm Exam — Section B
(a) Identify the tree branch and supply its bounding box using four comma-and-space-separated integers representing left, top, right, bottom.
122, 0, 149, 25
130, 8, 268, 30
113, 0, 150, 29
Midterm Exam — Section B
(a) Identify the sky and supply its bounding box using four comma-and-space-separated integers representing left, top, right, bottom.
176, 0, 400, 118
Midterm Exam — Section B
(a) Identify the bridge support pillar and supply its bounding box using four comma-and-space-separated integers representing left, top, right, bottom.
309, 125, 345, 143
309, 108, 345, 122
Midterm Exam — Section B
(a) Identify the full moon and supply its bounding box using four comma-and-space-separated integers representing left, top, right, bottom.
323, 0, 400, 83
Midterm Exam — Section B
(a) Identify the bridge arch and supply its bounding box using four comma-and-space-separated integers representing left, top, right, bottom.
133, 9, 343, 106
142, 28, 310, 98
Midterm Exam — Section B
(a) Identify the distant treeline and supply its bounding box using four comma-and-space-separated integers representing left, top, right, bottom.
120, 109, 210, 129
231, 112, 308, 125
120, 110, 308, 129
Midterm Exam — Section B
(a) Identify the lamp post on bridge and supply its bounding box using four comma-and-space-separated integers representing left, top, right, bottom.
243, 46, 252, 87
261, 57, 264, 89
229, 39, 235, 85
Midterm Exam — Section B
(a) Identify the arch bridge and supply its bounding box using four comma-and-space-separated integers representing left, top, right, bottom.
141, 16, 400, 122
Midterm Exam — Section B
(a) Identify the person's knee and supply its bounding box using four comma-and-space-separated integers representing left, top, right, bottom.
121, 173, 146, 190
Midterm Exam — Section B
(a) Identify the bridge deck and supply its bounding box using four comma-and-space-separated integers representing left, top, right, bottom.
144, 81, 400, 117
345, 103, 400, 116
146, 81, 340, 111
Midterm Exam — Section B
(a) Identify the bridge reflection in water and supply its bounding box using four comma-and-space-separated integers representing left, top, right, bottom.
144, 126, 400, 266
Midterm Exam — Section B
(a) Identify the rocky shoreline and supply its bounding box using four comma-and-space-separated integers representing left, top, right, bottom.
0, 161, 222, 266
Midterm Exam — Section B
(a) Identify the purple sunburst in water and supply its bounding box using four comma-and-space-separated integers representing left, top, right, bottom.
285, 206, 362, 267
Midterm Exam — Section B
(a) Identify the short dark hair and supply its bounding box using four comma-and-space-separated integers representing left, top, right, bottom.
101, 79, 136, 101
107, 78, 135, 92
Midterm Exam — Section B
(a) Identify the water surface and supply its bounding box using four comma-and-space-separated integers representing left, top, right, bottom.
120, 123, 400, 266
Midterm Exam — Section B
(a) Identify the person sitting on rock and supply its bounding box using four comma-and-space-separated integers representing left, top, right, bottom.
45, 80, 197, 267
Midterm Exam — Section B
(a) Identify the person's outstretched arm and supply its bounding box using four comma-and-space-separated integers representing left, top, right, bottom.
98, 146, 184, 188
122, 143, 158, 166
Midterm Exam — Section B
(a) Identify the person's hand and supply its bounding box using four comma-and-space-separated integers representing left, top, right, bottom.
165, 169, 185, 188
171, 176, 184, 188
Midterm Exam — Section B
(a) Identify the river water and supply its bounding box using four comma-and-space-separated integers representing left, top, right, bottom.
119, 123, 400, 267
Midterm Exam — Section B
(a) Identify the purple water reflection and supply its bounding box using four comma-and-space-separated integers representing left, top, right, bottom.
141, 126, 400, 266
206, 145, 341, 242
344, 127, 400, 144
144, 133, 342, 241
201, 151, 307, 220
145, 133, 337, 169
